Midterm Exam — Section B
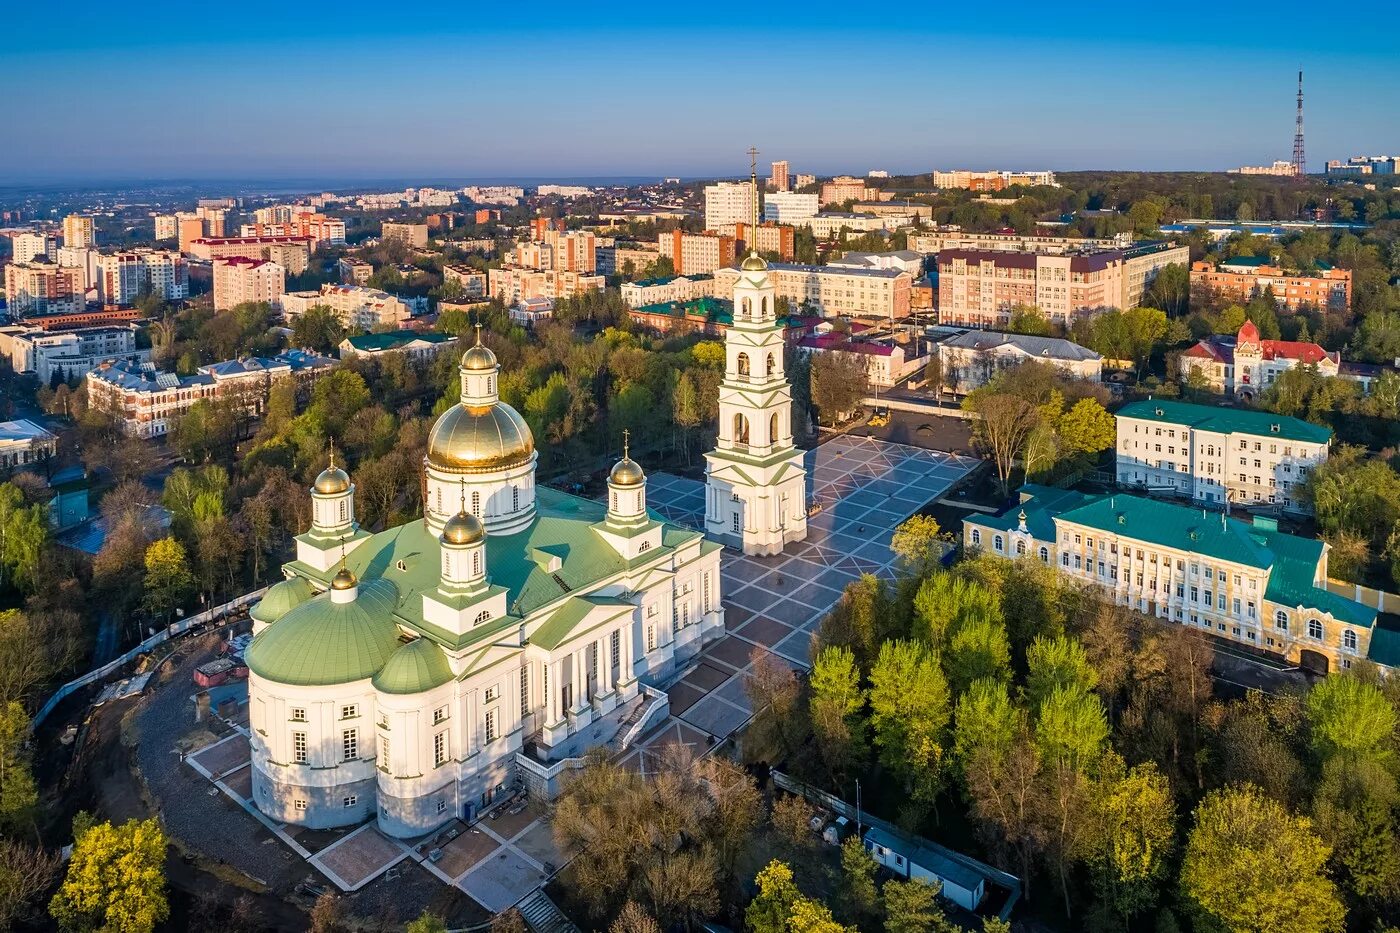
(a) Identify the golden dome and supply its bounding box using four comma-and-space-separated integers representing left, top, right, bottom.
740, 251, 768, 272
610, 457, 645, 487
314, 465, 350, 495
442, 509, 485, 545
461, 343, 497, 371
330, 566, 357, 590
427, 402, 535, 474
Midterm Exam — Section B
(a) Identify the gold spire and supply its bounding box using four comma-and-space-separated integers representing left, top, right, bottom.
313, 438, 350, 494
741, 145, 767, 272
610, 428, 645, 487
623, 428, 630, 460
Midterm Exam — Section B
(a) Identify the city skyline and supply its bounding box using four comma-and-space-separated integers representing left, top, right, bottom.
6, 1, 1398, 182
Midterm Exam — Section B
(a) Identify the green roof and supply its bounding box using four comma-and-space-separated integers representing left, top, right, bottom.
634, 296, 734, 325
1057, 495, 1274, 568
345, 330, 455, 352
533, 596, 634, 651
250, 576, 315, 624
245, 579, 402, 686
373, 637, 455, 694
1115, 399, 1332, 445
1368, 622, 1400, 667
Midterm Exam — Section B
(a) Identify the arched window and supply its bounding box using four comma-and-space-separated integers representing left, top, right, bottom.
733, 414, 750, 446
737, 352, 750, 377
993, 534, 1004, 552
1016, 540, 1026, 556
766, 353, 775, 376
1343, 629, 1357, 651
769, 413, 779, 447
741, 298, 752, 319
971, 529, 981, 546
1039, 546, 1049, 563
1274, 609, 1288, 632
761, 296, 769, 316
435, 488, 442, 512
639, 541, 652, 552
1308, 619, 1323, 641
488, 375, 495, 394
474, 610, 491, 626
471, 491, 481, 515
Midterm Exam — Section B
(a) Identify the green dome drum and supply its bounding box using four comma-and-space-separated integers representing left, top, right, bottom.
245, 579, 401, 686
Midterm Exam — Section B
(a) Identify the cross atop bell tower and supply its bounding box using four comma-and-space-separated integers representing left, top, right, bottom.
746, 146, 760, 233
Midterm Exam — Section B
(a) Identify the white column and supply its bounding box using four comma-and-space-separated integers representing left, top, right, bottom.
621, 621, 636, 684
570, 649, 585, 711
549, 659, 562, 722
600, 635, 614, 694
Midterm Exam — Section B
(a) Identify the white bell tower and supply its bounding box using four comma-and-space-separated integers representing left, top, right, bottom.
704, 148, 808, 555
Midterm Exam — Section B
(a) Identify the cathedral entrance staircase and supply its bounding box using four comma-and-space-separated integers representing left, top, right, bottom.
516, 890, 579, 933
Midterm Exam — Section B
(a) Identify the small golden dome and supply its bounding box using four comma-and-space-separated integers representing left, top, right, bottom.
740, 251, 768, 272
330, 567, 357, 590
610, 457, 645, 487
461, 343, 497, 371
314, 465, 350, 495
442, 509, 485, 545
427, 402, 535, 473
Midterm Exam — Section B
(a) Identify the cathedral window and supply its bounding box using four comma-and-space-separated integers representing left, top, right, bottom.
766, 353, 775, 376
737, 352, 750, 377
733, 414, 750, 446
472, 552, 481, 575
342, 729, 358, 761
292, 731, 307, 764
378, 736, 389, 771
770, 413, 778, 446
512, 486, 520, 511
434, 731, 448, 766
485, 710, 498, 743
339, 501, 348, 523
732, 512, 741, 534
474, 610, 491, 625
520, 666, 530, 716
471, 491, 481, 516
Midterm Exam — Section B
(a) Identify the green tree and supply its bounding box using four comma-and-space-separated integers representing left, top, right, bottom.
407, 911, 449, 933
889, 515, 944, 577
883, 878, 953, 933
945, 616, 1011, 695
838, 836, 880, 925
1055, 398, 1115, 461
290, 305, 347, 352
911, 573, 999, 649
1181, 785, 1343, 933
953, 678, 1019, 774
810, 352, 869, 425
1035, 684, 1108, 770
1306, 673, 1397, 763
49, 817, 169, 933
1026, 634, 1098, 709
1090, 751, 1176, 924
809, 646, 866, 781
0, 702, 37, 824
140, 537, 194, 623
746, 860, 800, 933
868, 640, 951, 811
1007, 305, 1053, 336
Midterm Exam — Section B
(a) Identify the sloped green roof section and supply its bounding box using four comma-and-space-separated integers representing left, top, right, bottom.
373, 637, 455, 694
1057, 494, 1274, 568
1115, 399, 1332, 445
533, 596, 634, 651
250, 576, 315, 624
246, 579, 401, 686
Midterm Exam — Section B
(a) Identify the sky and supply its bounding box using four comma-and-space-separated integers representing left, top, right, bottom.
5, 0, 1399, 184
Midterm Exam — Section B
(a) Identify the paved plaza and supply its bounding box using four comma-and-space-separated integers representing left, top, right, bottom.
180, 436, 979, 915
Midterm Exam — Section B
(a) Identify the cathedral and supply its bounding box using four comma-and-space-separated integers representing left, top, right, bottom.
244, 169, 807, 838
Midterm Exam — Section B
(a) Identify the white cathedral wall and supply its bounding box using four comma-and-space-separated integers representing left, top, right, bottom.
424, 458, 536, 534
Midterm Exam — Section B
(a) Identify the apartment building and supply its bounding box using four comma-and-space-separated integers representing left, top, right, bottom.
722, 223, 796, 261
381, 222, 429, 248
12, 233, 57, 264
932, 170, 1057, 190
178, 217, 206, 253
770, 161, 790, 192
762, 192, 820, 223
937, 242, 1190, 328
442, 264, 488, 298
659, 230, 736, 276
620, 275, 717, 308
704, 182, 757, 230
515, 230, 596, 273
613, 243, 661, 277
1189, 259, 1351, 312
909, 230, 1129, 255
827, 250, 924, 276
1115, 399, 1330, 514
714, 262, 912, 320
963, 485, 1378, 673
337, 257, 373, 285
96, 249, 189, 304
1229, 161, 1298, 177
86, 352, 334, 438
0, 324, 147, 384
213, 258, 286, 311
820, 176, 879, 205
56, 247, 101, 291
4, 260, 84, 316
853, 200, 934, 220
241, 213, 346, 248
486, 267, 604, 304
795, 173, 816, 189
797, 332, 912, 387
62, 215, 95, 249
805, 213, 912, 237
280, 284, 412, 330
937, 331, 1102, 395
187, 236, 312, 275
153, 215, 179, 241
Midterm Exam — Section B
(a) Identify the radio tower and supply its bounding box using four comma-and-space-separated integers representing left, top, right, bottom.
1292, 69, 1306, 178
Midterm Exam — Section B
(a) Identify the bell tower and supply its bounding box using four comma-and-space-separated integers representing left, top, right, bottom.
704, 148, 808, 555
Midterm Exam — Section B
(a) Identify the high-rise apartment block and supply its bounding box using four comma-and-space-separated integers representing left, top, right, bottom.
178, 217, 206, 253
762, 192, 820, 223
57, 247, 101, 291
795, 174, 816, 189
932, 170, 1057, 190
659, 231, 737, 276
515, 230, 596, 273
713, 262, 912, 320
4, 261, 84, 316
186, 236, 312, 275
937, 242, 1189, 328
723, 223, 796, 261
213, 257, 286, 311
12, 233, 57, 264
153, 215, 179, 241
62, 214, 95, 249
704, 182, 757, 231
909, 230, 1130, 255
819, 176, 879, 206
381, 222, 430, 248
770, 161, 790, 192
280, 284, 412, 330
97, 249, 189, 305
487, 267, 605, 304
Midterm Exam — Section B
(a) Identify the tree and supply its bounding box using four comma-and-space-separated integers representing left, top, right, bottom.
1181, 785, 1343, 933
291, 305, 347, 352
890, 515, 944, 577
609, 902, 661, 933
407, 911, 449, 933
672, 372, 701, 465
0, 839, 60, 931
1089, 752, 1175, 924
743, 648, 805, 764
838, 836, 880, 926
810, 352, 868, 425
945, 616, 1011, 695
746, 861, 801, 933
0, 702, 37, 824
869, 640, 951, 814
1026, 634, 1098, 710
140, 537, 193, 624
953, 678, 1019, 775
1306, 673, 1397, 764
911, 572, 999, 650
49, 817, 168, 933
809, 646, 865, 782
1055, 398, 1115, 462
963, 392, 1037, 496
308, 892, 344, 933
883, 878, 953, 933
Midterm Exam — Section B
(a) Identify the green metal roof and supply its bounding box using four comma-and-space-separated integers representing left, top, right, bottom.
533, 596, 634, 651
1368, 622, 1400, 667
1056, 495, 1275, 568
345, 330, 455, 352
1115, 399, 1332, 445
372, 637, 455, 694
245, 579, 402, 686
250, 576, 315, 624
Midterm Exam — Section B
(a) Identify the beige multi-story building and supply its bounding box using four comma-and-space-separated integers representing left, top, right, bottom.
963, 486, 1379, 674
514, 230, 596, 273
280, 284, 412, 330
381, 222, 430, 248
442, 264, 488, 298
187, 236, 312, 275
937, 242, 1190, 328
1190, 258, 1351, 312
795, 173, 816, 189
12, 232, 57, 264
620, 274, 716, 308
97, 249, 189, 304
57, 246, 102, 291
720, 223, 795, 261
704, 182, 757, 231
62, 214, 95, 249
153, 214, 179, 241
659, 230, 736, 276
932, 170, 1057, 190
910, 230, 1130, 255
213, 258, 286, 311
0, 324, 147, 383
614, 243, 660, 277
770, 161, 790, 192
937, 331, 1102, 395
243, 213, 346, 248
197, 205, 228, 238
805, 212, 912, 237
762, 191, 820, 224
1114, 399, 1329, 515
4, 260, 84, 316
1229, 161, 1298, 176
819, 176, 878, 206
487, 267, 604, 304
338, 258, 374, 285
713, 262, 911, 320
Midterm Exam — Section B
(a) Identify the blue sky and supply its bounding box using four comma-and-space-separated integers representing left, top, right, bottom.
6, 1, 1398, 183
